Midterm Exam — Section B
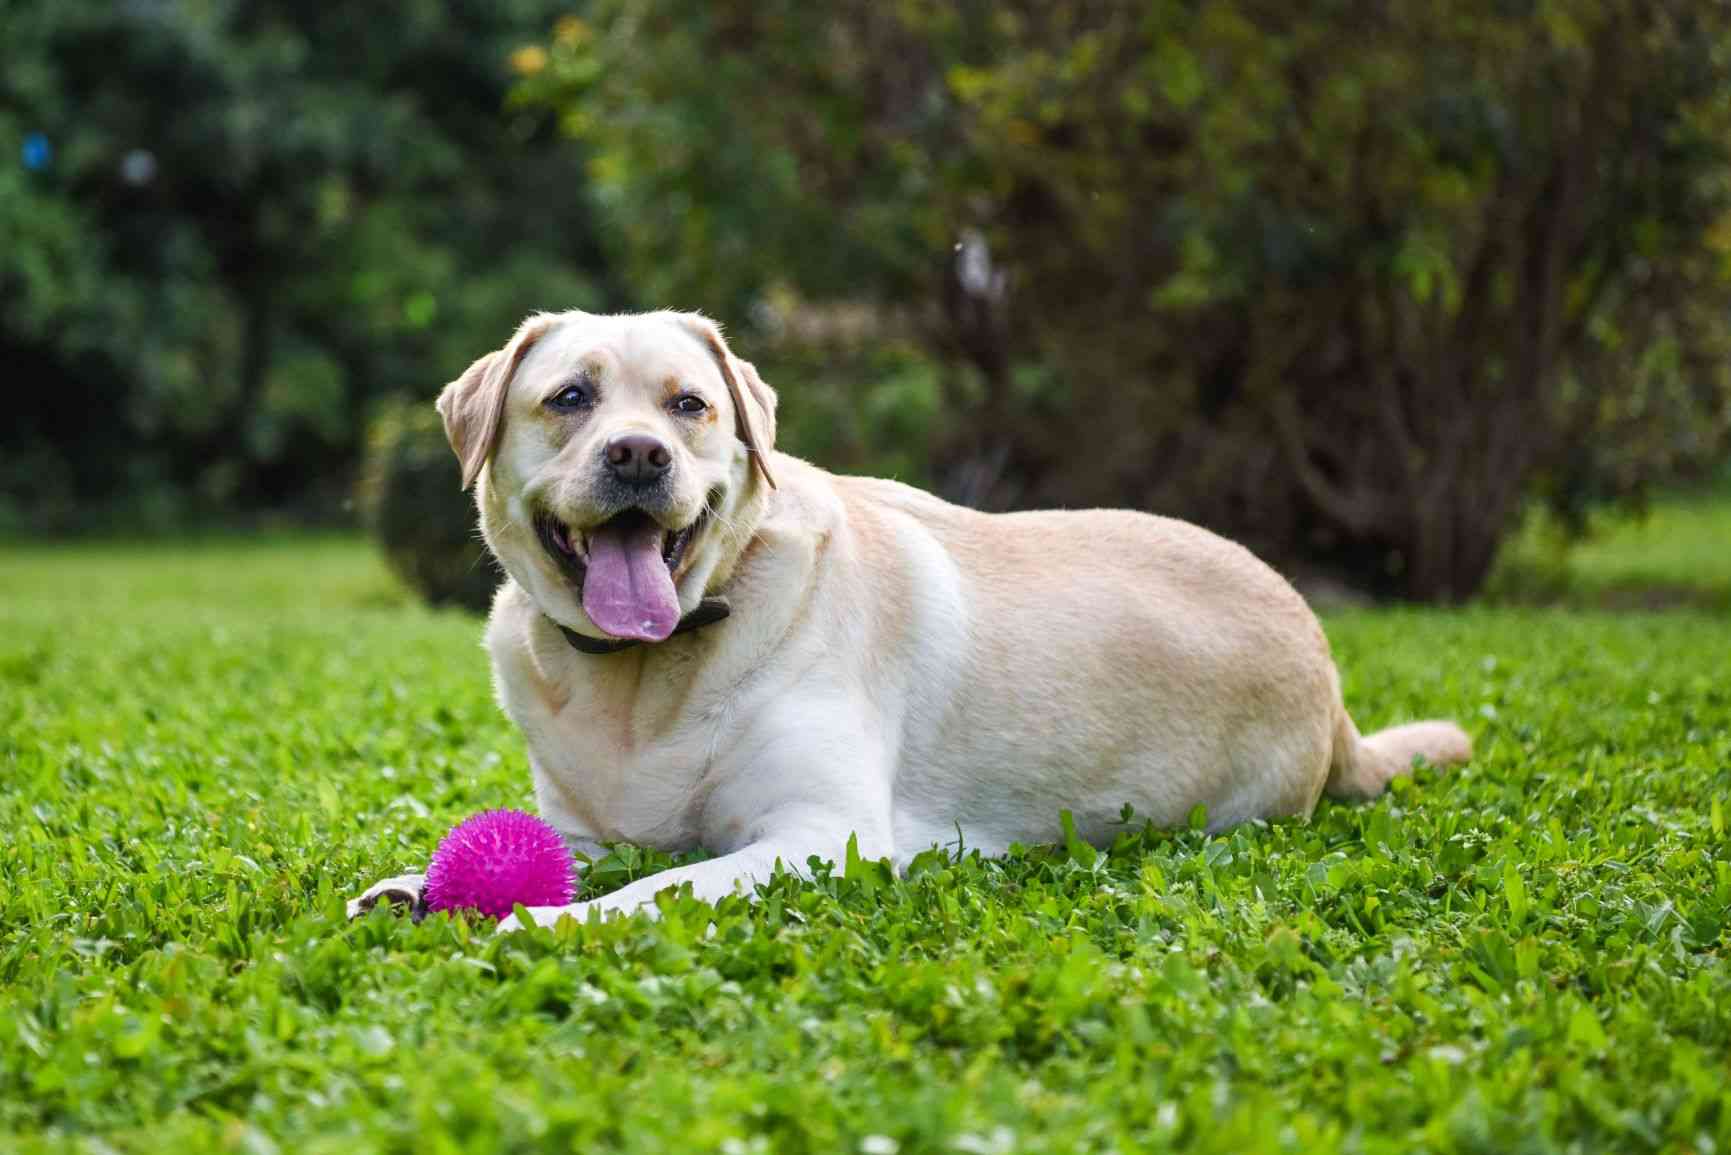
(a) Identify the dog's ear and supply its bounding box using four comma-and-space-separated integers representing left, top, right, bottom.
436, 314, 555, 490
732, 357, 779, 482
676, 313, 778, 490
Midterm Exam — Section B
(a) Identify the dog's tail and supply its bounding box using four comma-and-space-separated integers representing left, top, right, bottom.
1325, 707, 1472, 801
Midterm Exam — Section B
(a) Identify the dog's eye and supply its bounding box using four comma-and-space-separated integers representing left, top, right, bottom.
546, 382, 593, 411
669, 393, 707, 416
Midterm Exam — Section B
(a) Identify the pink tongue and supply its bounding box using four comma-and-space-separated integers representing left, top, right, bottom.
581, 519, 680, 642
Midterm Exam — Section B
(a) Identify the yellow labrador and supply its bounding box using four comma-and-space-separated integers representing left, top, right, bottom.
349, 309, 1469, 930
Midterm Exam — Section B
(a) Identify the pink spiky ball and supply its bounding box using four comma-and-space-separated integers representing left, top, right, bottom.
423, 809, 576, 919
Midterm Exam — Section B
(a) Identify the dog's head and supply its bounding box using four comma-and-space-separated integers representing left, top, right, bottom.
437, 310, 778, 642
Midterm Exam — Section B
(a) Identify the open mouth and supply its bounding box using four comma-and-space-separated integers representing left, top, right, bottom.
534, 506, 709, 642
537, 509, 702, 574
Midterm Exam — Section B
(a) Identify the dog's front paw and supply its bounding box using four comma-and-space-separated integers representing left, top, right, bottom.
346, 873, 427, 922
495, 902, 586, 935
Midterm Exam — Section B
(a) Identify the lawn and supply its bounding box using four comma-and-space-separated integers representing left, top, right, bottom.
1489, 483, 1731, 611
2, 535, 1728, 1154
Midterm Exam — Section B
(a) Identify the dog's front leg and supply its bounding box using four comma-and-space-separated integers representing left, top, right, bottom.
496, 804, 879, 932
346, 872, 429, 921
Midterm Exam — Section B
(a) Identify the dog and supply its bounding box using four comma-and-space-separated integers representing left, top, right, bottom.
349, 309, 1470, 930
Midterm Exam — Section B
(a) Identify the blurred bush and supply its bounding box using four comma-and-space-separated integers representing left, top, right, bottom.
359, 397, 497, 614
530, 0, 1731, 601
10, 0, 1731, 605
1, 0, 614, 529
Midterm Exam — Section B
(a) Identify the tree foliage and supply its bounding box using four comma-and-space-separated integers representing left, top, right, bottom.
535, 0, 1731, 600
0, 0, 612, 528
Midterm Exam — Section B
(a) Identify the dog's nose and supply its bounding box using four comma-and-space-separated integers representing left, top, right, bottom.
603, 433, 672, 484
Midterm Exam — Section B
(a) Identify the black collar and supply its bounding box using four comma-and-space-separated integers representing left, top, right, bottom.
555, 597, 732, 655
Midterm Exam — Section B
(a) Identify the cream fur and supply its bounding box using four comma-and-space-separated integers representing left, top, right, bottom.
347, 310, 1471, 931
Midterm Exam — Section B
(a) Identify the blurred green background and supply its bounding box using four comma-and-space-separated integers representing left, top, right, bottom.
5, 0, 1730, 605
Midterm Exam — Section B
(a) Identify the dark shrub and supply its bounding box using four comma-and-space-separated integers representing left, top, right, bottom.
360, 398, 497, 613
535, 0, 1731, 602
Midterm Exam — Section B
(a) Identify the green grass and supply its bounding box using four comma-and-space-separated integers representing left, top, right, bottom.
1489, 485, 1731, 610
2, 537, 1729, 1154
